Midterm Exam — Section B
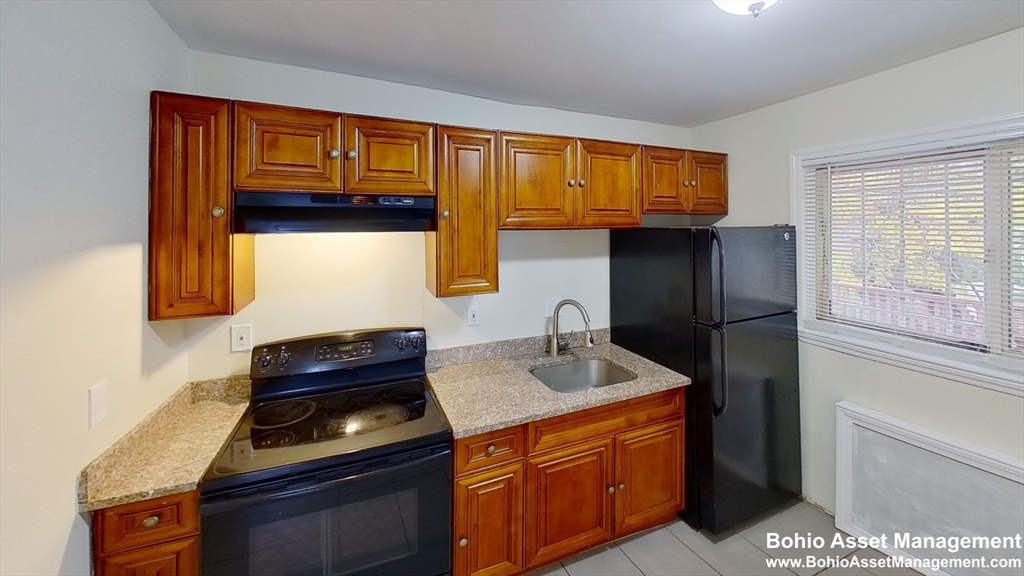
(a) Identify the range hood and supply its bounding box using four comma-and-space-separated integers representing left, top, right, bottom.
233, 192, 435, 233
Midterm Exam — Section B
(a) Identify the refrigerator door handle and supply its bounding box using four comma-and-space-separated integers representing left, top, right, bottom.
711, 325, 729, 417
710, 227, 726, 326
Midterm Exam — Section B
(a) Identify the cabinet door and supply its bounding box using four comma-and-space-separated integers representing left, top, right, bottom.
576, 140, 642, 228
642, 146, 689, 213
499, 133, 575, 229
429, 127, 498, 297
687, 151, 728, 214
149, 92, 254, 320
525, 439, 613, 568
97, 537, 198, 576
614, 420, 684, 536
233, 101, 343, 191
345, 116, 435, 195
454, 462, 524, 576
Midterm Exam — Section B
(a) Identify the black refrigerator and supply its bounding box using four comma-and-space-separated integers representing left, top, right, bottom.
610, 226, 801, 535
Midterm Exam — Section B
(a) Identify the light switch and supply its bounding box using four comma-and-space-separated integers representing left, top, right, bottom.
88, 380, 109, 429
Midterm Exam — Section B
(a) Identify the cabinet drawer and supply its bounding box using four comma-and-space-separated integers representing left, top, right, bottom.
97, 536, 198, 576
95, 492, 198, 556
527, 388, 683, 454
455, 426, 526, 478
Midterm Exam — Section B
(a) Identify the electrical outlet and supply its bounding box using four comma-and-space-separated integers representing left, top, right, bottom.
88, 380, 109, 429
544, 298, 560, 317
230, 325, 253, 352
467, 306, 480, 326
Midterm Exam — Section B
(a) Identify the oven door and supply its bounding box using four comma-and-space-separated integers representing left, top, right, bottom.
200, 447, 451, 576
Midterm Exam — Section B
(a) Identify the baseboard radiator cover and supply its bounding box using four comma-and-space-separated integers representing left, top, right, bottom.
835, 401, 1024, 576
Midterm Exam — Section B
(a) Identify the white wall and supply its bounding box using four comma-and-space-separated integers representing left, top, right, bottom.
183, 52, 688, 379
0, 1, 191, 574
690, 27, 1024, 512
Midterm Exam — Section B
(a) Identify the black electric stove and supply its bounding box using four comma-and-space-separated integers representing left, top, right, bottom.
200, 328, 452, 576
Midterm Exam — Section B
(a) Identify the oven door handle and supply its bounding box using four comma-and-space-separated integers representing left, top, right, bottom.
201, 448, 451, 515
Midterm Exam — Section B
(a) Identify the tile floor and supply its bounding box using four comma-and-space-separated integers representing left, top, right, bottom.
525, 502, 920, 576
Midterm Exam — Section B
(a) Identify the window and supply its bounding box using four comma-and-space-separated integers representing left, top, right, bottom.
795, 117, 1024, 394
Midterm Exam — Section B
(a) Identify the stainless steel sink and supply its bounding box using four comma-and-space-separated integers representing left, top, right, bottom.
530, 359, 637, 394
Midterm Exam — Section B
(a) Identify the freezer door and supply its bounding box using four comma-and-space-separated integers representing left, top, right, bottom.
694, 312, 801, 534
694, 226, 797, 325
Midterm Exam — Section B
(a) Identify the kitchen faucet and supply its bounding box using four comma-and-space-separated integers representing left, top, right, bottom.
549, 299, 594, 357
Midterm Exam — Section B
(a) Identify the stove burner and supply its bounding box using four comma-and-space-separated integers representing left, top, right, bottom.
344, 404, 411, 435
251, 431, 296, 450
251, 400, 316, 429
378, 382, 422, 403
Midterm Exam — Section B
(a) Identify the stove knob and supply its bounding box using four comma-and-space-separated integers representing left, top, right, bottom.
277, 351, 291, 366
411, 336, 421, 349
259, 354, 273, 368
395, 338, 406, 350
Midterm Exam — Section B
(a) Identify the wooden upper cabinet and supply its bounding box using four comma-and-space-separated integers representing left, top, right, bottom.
576, 140, 641, 228
687, 150, 728, 214
233, 101, 343, 192
428, 127, 498, 297
454, 462, 525, 576
525, 438, 614, 568
499, 133, 575, 229
149, 92, 254, 320
642, 146, 689, 213
345, 116, 435, 195
642, 147, 728, 215
614, 420, 685, 536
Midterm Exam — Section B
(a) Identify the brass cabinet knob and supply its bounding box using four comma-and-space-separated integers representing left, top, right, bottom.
458, 538, 468, 548
142, 516, 160, 528
691, 180, 697, 186
578, 179, 586, 188
440, 210, 450, 219
329, 148, 341, 159
347, 150, 357, 159
568, 179, 575, 187
619, 484, 626, 491
607, 486, 615, 494
486, 445, 496, 456
682, 181, 690, 187
211, 206, 225, 218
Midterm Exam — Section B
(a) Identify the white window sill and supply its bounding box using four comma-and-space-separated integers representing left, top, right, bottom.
798, 323, 1024, 398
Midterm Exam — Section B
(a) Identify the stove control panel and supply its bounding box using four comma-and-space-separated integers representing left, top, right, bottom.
315, 340, 374, 363
250, 328, 426, 379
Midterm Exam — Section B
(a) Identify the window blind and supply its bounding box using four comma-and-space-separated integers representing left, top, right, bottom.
799, 137, 1024, 367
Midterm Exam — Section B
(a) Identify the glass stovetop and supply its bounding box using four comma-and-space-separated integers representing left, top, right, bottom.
204, 379, 450, 483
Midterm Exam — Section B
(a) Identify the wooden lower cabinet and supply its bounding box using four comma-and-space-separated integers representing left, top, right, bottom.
525, 438, 614, 568
97, 537, 198, 576
455, 462, 525, 576
93, 491, 199, 576
452, 389, 686, 576
614, 420, 685, 535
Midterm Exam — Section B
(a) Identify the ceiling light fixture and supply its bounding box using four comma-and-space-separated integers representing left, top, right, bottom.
713, 0, 778, 17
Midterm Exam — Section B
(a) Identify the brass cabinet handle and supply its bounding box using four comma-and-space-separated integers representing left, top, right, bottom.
607, 486, 615, 494
211, 206, 225, 218
568, 179, 575, 187
329, 148, 341, 159
440, 210, 450, 220
682, 181, 690, 187
691, 180, 697, 187
619, 484, 626, 491
142, 516, 160, 528
486, 445, 496, 456
578, 179, 586, 188
458, 538, 468, 547
347, 150, 357, 159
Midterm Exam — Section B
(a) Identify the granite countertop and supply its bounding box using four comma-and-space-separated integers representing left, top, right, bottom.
78, 330, 689, 511
77, 377, 250, 512
427, 340, 691, 439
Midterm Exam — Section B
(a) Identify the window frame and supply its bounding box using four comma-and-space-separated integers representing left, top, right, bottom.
790, 114, 1024, 397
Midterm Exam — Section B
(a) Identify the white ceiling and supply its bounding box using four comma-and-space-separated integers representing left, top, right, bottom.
149, 0, 1024, 127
